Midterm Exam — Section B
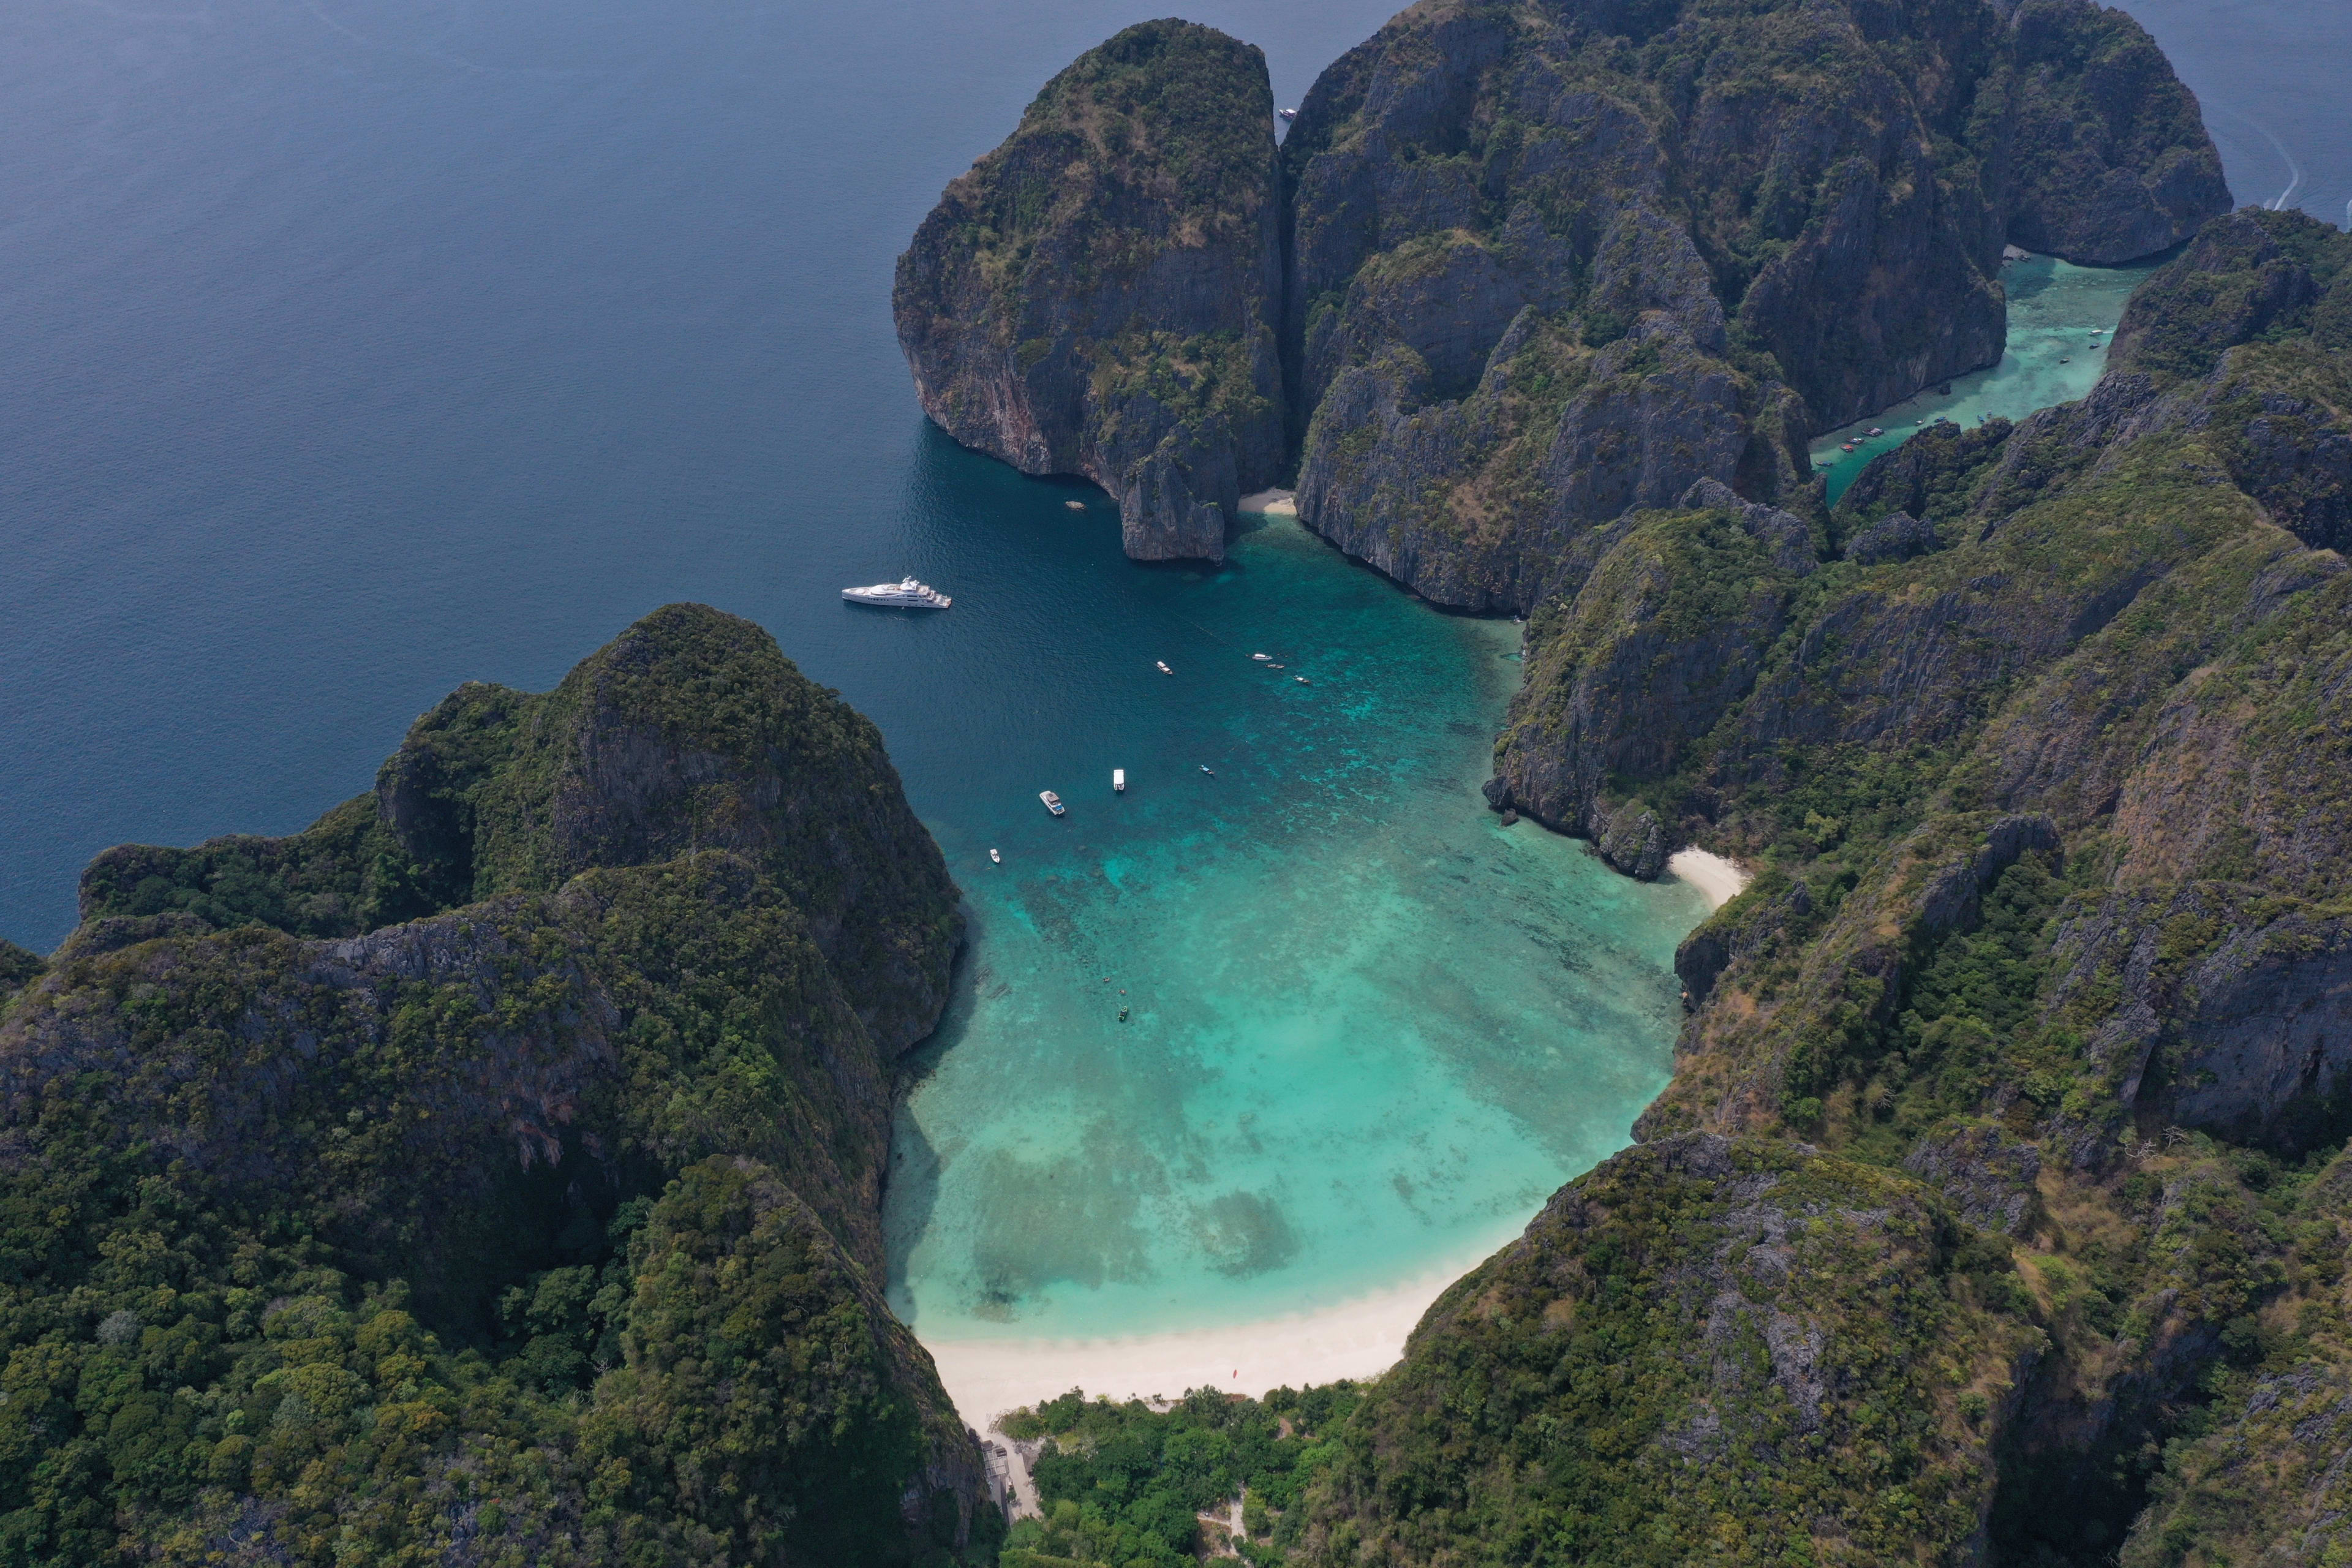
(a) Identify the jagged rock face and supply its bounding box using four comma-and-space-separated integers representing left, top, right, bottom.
24, 612, 997, 1561
2054, 885, 2352, 1153
1302, 1134, 2040, 1564
81, 604, 963, 1056
1991, 0, 2234, 266
892, 20, 1283, 562
1275, 0, 2222, 611
1487, 480, 1817, 874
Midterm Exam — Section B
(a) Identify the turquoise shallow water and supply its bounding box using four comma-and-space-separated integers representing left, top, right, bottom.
884, 513, 1706, 1341
1811, 254, 2163, 503
7, 0, 2331, 1362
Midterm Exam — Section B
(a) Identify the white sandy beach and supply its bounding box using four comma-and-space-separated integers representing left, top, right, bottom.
922, 1254, 1485, 1429
1237, 488, 1297, 516
926, 849, 1752, 1433
1667, 846, 1749, 910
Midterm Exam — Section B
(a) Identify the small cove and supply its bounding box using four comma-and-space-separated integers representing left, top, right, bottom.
1810, 254, 2164, 504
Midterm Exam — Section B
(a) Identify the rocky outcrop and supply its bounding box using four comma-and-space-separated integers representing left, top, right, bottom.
1844, 509, 1942, 564
896, 0, 2223, 589
1989, 0, 2234, 265
1485, 481, 1817, 873
1903, 1120, 2045, 1235
1273, 0, 2220, 609
2052, 886, 2352, 1152
12, 616, 997, 1562
1302, 1134, 2040, 1564
892, 20, 1283, 561
79, 605, 962, 1056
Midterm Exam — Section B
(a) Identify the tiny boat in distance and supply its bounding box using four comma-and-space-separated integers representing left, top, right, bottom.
1113, 769, 1126, 793
1277, 107, 1297, 120
843, 577, 950, 609
1295, 675, 1311, 684
1200, 765, 1215, 777
1065, 499, 1086, 510
1252, 652, 1270, 661
1156, 660, 1172, 674
989, 848, 1001, 864
1866, 426, 1883, 436
1039, 791, 1065, 816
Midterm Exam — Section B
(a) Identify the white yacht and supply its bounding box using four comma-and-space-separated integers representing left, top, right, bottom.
1113, 769, 1126, 793
842, 577, 951, 609
1156, 660, 1172, 675
989, 848, 1001, 864
1039, 790, 1066, 816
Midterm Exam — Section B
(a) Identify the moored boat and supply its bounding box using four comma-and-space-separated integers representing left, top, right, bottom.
1039, 790, 1065, 816
989, 848, 1001, 864
1112, 769, 1126, 793
842, 576, 951, 609
1156, 660, 1172, 674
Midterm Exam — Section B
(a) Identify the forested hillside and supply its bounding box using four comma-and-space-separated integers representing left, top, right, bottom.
0, 605, 998, 1566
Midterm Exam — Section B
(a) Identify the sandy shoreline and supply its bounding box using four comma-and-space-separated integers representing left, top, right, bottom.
1237, 488, 1297, 516
919, 1254, 1487, 1429
1667, 846, 1749, 910
924, 851, 1751, 1432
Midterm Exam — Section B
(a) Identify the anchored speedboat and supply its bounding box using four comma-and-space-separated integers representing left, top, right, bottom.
842, 576, 951, 609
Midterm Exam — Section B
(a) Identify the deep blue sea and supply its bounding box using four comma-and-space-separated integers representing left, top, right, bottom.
2, 0, 2342, 1348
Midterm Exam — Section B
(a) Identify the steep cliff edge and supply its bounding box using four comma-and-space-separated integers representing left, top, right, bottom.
7, 609, 997, 1565
1280, 0, 2224, 612
78, 603, 961, 1055
1338, 208, 2352, 1567
893, 20, 1283, 561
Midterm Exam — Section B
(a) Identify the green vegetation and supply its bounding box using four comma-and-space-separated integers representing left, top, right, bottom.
997, 1384, 1362, 1567
2, 608, 993, 1566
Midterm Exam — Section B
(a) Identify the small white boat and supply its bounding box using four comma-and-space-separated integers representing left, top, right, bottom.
842, 576, 951, 609
1065, 499, 1086, 510
1277, 107, 1297, 120
1112, 769, 1126, 793
1866, 427, 1883, 436
1253, 652, 1270, 661
1156, 660, 1172, 675
1200, 765, 1215, 777
989, 848, 1001, 864
1039, 791, 1065, 816
1269, 663, 1284, 669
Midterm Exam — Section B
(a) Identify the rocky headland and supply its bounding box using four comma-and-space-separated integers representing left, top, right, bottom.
0, 606, 999, 1566
899, 0, 2225, 582
893, 20, 1286, 561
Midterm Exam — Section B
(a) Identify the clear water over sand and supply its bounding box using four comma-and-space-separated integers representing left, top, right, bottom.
1811, 254, 2163, 503
884, 514, 1706, 1341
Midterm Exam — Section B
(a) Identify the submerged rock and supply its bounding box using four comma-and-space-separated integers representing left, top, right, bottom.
893, 20, 1284, 562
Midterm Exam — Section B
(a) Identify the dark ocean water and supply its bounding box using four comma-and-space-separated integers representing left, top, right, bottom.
1, 0, 2340, 1341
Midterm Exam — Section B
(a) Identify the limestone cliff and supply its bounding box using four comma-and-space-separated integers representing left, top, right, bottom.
1299, 1134, 2041, 1564
1425, 208, 2352, 1565
80, 603, 962, 1055
893, 20, 1284, 561
14, 609, 996, 1563
1280, 0, 2225, 611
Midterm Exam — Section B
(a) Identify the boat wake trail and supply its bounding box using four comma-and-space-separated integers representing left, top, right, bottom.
2238, 111, 2305, 211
